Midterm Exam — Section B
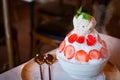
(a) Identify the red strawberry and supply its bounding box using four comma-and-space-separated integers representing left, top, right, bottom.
86, 34, 96, 46
100, 47, 108, 58
75, 50, 89, 62
76, 36, 85, 44
58, 40, 66, 53
64, 45, 75, 59
88, 49, 101, 59
68, 34, 78, 43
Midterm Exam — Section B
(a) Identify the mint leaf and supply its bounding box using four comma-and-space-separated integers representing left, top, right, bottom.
83, 13, 91, 20
75, 7, 82, 19
75, 7, 91, 20
77, 7, 82, 13
75, 13, 80, 18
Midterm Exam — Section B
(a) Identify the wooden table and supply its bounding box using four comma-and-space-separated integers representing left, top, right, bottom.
0, 49, 120, 80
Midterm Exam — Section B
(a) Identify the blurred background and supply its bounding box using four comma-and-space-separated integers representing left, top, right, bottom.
0, 0, 120, 73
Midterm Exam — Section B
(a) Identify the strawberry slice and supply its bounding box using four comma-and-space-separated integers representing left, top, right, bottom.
86, 34, 96, 46
98, 35, 106, 48
100, 47, 108, 58
58, 40, 66, 53
99, 39, 107, 48
75, 50, 89, 62
68, 34, 78, 43
76, 36, 85, 44
88, 49, 101, 59
64, 45, 75, 59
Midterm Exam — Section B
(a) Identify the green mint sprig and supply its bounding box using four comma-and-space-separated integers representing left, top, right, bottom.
83, 13, 91, 20
75, 7, 82, 19
75, 6, 91, 20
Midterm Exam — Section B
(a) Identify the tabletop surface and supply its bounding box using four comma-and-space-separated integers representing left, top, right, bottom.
0, 49, 120, 80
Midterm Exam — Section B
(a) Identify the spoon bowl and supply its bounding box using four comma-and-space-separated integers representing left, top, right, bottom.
45, 54, 54, 65
35, 54, 45, 80
35, 54, 45, 64
45, 54, 54, 80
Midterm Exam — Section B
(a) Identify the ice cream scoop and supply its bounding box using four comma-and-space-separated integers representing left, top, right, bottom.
73, 7, 96, 35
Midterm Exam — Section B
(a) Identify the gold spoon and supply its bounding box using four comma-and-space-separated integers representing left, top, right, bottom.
45, 54, 54, 80
35, 54, 45, 80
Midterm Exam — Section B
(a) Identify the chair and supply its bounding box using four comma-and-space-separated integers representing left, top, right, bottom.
2, 0, 19, 69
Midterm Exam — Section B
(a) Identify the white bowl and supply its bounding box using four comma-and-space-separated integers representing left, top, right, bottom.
57, 55, 108, 79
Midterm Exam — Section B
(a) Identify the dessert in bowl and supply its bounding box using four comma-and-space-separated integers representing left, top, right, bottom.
56, 7, 109, 79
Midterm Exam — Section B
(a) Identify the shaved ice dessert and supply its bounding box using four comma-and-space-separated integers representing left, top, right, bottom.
56, 7, 109, 79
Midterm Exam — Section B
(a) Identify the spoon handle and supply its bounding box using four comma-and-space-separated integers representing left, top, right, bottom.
48, 65, 51, 80
40, 65, 43, 80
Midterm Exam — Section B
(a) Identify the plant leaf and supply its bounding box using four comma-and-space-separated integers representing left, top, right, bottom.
83, 13, 91, 20
75, 7, 82, 18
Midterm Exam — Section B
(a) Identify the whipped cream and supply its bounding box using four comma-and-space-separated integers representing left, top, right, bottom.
73, 13, 96, 35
